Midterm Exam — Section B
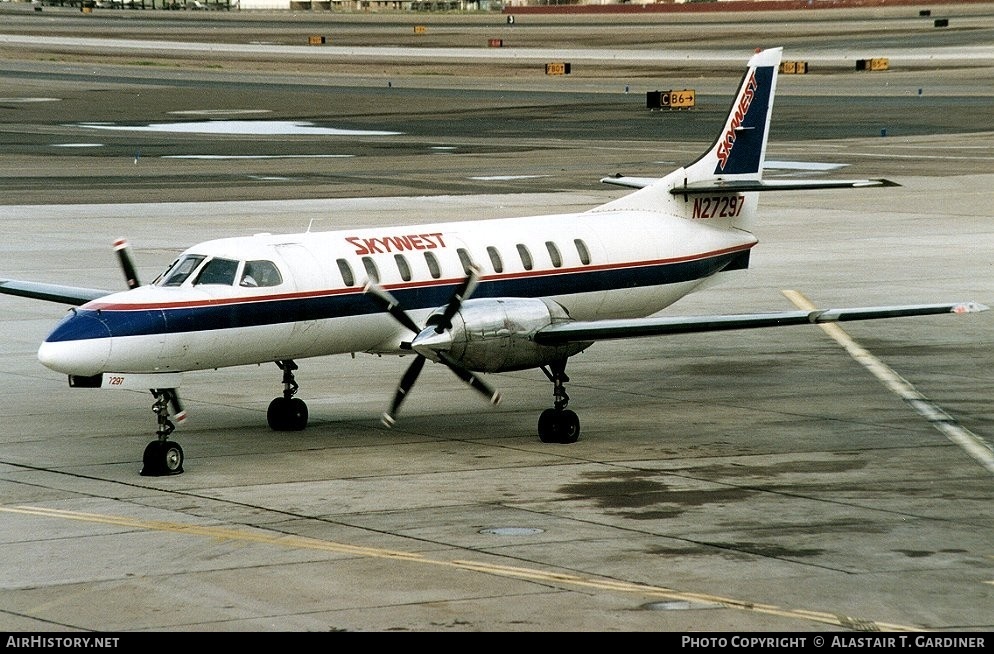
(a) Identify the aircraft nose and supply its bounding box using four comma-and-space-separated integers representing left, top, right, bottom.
38, 310, 112, 376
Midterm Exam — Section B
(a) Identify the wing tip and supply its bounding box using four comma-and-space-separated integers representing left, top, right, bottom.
855, 178, 901, 188
953, 301, 989, 314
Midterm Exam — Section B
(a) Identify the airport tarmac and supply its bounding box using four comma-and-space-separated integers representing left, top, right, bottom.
1, 6, 993, 633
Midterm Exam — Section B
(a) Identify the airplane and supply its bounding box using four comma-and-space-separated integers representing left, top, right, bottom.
1, 47, 986, 477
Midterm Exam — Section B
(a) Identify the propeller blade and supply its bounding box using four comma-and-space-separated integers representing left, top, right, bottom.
168, 389, 187, 423
372, 265, 497, 428
364, 281, 421, 335
113, 238, 141, 289
382, 354, 427, 427
437, 352, 502, 406
435, 265, 480, 333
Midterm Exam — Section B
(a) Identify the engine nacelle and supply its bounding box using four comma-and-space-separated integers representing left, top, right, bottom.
421, 297, 590, 373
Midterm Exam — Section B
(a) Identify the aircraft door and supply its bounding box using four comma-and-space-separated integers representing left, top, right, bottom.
274, 243, 327, 357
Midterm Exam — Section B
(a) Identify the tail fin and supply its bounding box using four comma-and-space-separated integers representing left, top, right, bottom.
593, 47, 782, 220
683, 46, 781, 183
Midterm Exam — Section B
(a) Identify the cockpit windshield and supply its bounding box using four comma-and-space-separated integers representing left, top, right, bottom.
158, 255, 206, 287
155, 255, 284, 288
193, 257, 239, 286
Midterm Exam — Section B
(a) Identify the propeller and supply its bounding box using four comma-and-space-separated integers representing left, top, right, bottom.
116, 239, 186, 424
168, 390, 187, 423
114, 238, 141, 290
364, 266, 500, 427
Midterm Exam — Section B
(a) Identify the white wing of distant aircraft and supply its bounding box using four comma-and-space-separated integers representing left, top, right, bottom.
1, 47, 986, 476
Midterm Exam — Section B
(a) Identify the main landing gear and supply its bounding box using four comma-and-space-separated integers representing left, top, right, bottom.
267, 360, 308, 431
141, 388, 185, 476
538, 359, 580, 444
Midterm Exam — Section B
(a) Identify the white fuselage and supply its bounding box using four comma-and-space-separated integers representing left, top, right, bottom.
39, 203, 757, 378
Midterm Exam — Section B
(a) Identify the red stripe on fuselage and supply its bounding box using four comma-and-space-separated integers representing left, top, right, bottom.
83, 243, 754, 312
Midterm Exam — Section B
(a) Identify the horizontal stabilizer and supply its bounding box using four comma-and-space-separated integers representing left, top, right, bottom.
599, 175, 660, 189
534, 301, 987, 345
670, 178, 900, 195
0, 279, 110, 306
600, 176, 899, 193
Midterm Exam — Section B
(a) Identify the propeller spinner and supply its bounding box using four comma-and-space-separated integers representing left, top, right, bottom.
364, 266, 501, 427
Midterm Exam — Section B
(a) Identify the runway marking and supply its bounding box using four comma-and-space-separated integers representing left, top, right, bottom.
0, 97, 60, 103
162, 154, 354, 160
169, 109, 272, 116
783, 290, 994, 475
1, 504, 922, 632
765, 160, 848, 171
74, 120, 401, 137
469, 175, 553, 181
838, 152, 994, 163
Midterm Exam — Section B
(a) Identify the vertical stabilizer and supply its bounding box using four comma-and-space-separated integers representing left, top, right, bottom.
683, 46, 781, 182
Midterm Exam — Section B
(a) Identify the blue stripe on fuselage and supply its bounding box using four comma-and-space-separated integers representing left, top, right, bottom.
45, 251, 746, 342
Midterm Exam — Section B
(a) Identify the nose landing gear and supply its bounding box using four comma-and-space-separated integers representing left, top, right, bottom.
267, 360, 308, 431
141, 388, 185, 476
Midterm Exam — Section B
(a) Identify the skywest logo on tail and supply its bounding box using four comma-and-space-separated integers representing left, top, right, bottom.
716, 70, 759, 172
0, 47, 985, 476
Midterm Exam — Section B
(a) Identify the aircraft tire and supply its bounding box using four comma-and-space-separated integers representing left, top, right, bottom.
557, 410, 580, 444
267, 397, 288, 430
140, 440, 185, 476
538, 409, 558, 443
268, 397, 309, 431
288, 398, 308, 431
538, 408, 580, 444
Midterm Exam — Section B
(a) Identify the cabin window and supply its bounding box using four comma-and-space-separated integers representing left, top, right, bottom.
362, 256, 380, 284
545, 241, 562, 268
240, 260, 282, 287
194, 257, 239, 286
337, 259, 355, 287
424, 251, 441, 279
487, 246, 503, 274
394, 254, 412, 282
574, 239, 591, 265
516, 244, 533, 271
456, 248, 475, 275
159, 255, 205, 287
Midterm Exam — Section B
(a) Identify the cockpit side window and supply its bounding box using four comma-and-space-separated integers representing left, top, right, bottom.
159, 255, 206, 287
240, 260, 283, 287
194, 257, 239, 286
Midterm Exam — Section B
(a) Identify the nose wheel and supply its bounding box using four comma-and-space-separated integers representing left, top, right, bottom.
537, 360, 581, 444
141, 388, 185, 476
267, 360, 309, 431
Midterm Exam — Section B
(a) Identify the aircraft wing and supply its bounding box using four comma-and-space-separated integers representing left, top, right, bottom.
533, 301, 988, 345
600, 176, 899, 192
0, 279, 111, 306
